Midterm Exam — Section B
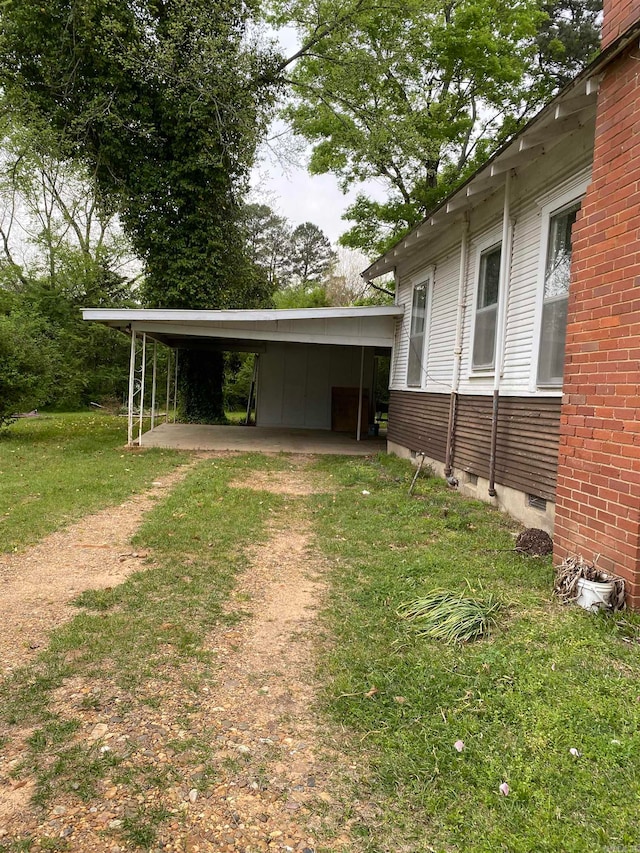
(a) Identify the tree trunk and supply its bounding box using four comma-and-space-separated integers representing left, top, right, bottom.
178, 349, 226, 424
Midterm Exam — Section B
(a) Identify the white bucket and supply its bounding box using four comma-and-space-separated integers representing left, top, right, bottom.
575, 577, 615, 612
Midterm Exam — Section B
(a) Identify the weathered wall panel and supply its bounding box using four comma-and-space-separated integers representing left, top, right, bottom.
388, 390, 561, 500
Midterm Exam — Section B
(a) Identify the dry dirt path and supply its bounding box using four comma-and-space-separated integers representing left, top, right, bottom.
0, 463, 197, 678
0, 457, 362, 852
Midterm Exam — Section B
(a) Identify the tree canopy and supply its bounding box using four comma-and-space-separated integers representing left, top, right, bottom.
0, 0, 279, 310
270, 0, 602, 254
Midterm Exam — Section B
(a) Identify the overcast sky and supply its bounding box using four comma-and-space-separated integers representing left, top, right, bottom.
248, 24, 385, 250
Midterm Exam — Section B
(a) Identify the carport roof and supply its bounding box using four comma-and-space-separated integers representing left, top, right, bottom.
82, 305, 404, 350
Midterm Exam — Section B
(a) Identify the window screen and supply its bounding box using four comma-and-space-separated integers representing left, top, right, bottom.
537, 203, 579, 385
472, 245, 501, 370
407, 282, 428, 386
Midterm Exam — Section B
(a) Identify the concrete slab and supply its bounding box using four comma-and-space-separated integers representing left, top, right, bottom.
139, 422, 386, 455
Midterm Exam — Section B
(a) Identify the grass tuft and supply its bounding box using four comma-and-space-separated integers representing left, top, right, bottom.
398, 587, 502, 643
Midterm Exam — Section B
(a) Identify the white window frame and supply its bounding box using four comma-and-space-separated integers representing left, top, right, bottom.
530, 181, 589, 392
469, 235, 502, 376
405, 269, 433, 389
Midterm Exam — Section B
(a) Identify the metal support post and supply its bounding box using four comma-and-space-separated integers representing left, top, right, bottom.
173, 350, 179, 423
138, 332, 147, 446
151, 343, 157, 431
127, 329, 136, 447
165, 349, 172, 423
357, 345, 365, 441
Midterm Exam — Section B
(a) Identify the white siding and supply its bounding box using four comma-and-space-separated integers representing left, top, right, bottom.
390, 125, 594, 398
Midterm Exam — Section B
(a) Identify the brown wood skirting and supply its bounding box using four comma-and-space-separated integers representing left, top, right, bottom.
388, 390, 561, 501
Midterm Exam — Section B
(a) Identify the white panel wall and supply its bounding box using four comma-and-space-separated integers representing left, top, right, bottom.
390, 125, 594, 399
257, 342, 374, 429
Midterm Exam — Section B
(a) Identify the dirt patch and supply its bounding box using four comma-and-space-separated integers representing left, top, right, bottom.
0, 458, 359, 852
0, 464, 194, 677
228, 459, 336, 496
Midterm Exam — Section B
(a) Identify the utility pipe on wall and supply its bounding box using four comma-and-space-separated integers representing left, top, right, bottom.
488, 170, 514, 497
444, 216, 470, 477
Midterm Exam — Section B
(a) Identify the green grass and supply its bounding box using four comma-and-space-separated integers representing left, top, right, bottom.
0, 439, 285, 816
309, 453, 640, 853
0, 412, 185, 552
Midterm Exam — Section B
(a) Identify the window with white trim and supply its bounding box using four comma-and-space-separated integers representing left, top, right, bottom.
537, 202, 580, 386
407, 280, 428, 387
472, 244, 501, 370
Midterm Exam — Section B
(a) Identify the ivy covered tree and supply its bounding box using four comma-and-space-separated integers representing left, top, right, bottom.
0, 0, 280, 422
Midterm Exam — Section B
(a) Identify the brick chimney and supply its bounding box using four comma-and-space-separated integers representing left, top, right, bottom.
553, 0, 640, 607
602, 0, 640, 48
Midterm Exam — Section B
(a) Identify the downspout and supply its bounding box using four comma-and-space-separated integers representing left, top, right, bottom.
488, 170, 513, 497
445, 216, 469, 477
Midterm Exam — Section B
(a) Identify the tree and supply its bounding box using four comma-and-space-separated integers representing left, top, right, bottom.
535, 0, 602, 90
0, 120, 136, 411
288, 222, 337, 285
0, 293, 57, 427
0, 0, 280, 422
270, 0, 601, 254
242, 203, 292, 289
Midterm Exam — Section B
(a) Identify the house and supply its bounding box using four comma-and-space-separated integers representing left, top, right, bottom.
361, 0, 640, 608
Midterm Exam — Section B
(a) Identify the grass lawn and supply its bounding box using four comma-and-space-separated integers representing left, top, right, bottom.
1, 425, 639, 852
0, 412, 186, 552
310, 454, 640, 853
1, 436, 285, 836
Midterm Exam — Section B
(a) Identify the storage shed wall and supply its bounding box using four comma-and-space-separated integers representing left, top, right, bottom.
257, 342, 374, 430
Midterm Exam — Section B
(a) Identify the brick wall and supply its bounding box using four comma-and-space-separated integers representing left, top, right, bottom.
602, 0, 640, 48
554, 41, 640, 608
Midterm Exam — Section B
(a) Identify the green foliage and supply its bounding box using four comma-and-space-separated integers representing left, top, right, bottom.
272, 282, 331, 308
178, 350, 226, 424
0, 120, 136, 413
288, 221, 337, 285
535, 0, 602, 89
0, 0, 279, 311
271, 0, 601, 253
224, 352, 256, 413
241, 203, 292, 289
0, 298, 57, 426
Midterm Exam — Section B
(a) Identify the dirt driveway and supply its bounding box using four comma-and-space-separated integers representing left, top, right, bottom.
0, 457, 361, 852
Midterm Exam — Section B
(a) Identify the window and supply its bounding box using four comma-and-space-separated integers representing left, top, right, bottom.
537, 203, 580, 385
472, 245, 501, 370
407, 281, 428, 386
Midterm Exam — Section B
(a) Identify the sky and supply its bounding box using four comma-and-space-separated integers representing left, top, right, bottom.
250, 137, 380, 247
248, 24, 385, 250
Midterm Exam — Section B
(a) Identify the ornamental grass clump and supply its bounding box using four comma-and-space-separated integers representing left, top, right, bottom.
398, 588, 502, 643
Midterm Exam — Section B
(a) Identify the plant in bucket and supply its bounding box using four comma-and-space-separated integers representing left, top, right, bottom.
554, 555, 625, 612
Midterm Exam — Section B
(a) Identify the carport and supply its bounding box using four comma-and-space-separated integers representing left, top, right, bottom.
82, 306, 403, 452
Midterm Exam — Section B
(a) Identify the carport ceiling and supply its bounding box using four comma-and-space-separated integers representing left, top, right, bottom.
82, 305, 404, 350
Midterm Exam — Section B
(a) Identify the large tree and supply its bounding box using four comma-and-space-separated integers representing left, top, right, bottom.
0, 0, 280, 421
270, 0, 602, 254
288, 222, 336, 285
